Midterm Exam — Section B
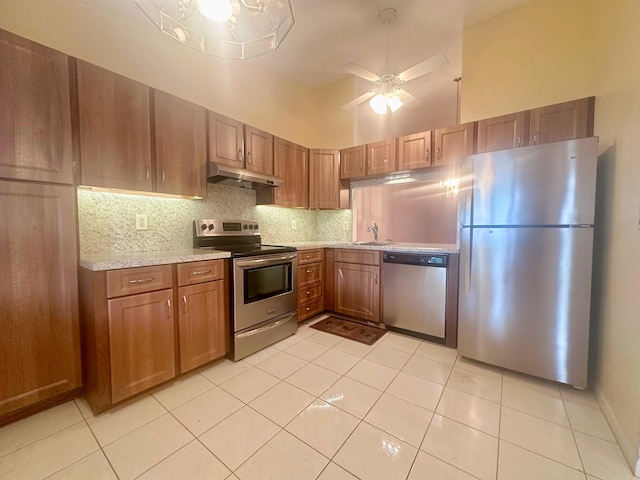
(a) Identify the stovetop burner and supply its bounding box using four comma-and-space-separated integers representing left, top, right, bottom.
193, 219, 296, 257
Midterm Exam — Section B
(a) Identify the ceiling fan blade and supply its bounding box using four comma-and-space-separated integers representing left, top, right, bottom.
341, 62, 380, 82
395, 88, 421, 110
341, 90, 377, 110
397, 53, 448, 83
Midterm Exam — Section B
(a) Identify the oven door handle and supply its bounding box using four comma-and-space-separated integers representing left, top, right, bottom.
236, 312, 297, 338
235, 253, 297, 268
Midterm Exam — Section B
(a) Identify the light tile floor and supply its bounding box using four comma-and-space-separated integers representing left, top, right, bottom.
0, 315, 635, 480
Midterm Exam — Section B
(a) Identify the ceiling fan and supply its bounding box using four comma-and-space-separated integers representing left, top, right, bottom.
341, 8, 448, 114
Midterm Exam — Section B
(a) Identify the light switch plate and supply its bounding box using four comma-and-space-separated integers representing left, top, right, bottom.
136, 214, 148, 230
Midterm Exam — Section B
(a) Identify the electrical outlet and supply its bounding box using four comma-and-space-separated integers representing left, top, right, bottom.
135, 214, 148, 230
343, 220, 349, 231
291, 219, 297, 230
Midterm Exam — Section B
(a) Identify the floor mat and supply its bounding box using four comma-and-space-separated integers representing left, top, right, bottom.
310, 317, 386, 345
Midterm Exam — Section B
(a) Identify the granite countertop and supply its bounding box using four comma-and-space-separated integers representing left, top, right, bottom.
283, 242, 459, 254
79, 249, 231, 271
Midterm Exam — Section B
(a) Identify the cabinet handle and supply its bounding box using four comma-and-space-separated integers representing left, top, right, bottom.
374, 274, 378, 285
247, 152, 252, 164
161, 169, 166, 185
426, 148, 430, 162
383, 157, 388, 163
516, 135, 522, 147
367, 161, 371, 168
167, 299, 172, 318
334, 193, 338, 201
238, 149, 244, 162
533, 133, 539, 144
183, 295, 187, 314
129, 277, 154, 284
306, 269, 313, 273
436, 148, 441, 160
306, 291, 311, 295
192, 270, 211, 275
359, 162, 363, 171
306, 306, 311, 311
276, 188, 280, 198
145, 165, 150, 183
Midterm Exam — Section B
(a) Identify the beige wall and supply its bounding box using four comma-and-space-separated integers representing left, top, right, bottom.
0, 0, 345, 148
462, 0, 640, 474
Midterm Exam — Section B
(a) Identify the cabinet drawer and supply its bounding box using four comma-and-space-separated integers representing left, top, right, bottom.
177, 259, 225, 286
106, 265, 173, 298
297, 249, 324, 265
298, 298, 323, 322
297, 283, 323, 304
333, 249, 380, 266
298, 263, 323, 287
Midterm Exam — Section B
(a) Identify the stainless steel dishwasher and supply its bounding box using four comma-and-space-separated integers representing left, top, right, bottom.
383, 252, 448, 339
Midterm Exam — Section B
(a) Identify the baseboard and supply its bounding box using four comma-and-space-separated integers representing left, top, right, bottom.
595, 385, 640, 477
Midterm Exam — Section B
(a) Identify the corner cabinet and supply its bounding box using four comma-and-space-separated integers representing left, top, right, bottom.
332, 249, 381, 323
258, 137, 308, 208
177, 260, 228, 373
153, 90, 207, 197
340, 145, 367, 180
76, 60, 153, 191
309, 149, 348, 209
0, 30, 73, 184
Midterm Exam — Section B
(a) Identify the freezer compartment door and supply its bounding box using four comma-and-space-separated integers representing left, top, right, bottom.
458, 226, 593, 387
468, 138, 597, 226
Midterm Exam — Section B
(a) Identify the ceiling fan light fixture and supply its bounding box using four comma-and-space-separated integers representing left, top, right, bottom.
369, 94, 388, 115
387, 94, 403, 112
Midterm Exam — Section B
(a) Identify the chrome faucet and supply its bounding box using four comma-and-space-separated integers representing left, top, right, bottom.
367, 223, 379, 243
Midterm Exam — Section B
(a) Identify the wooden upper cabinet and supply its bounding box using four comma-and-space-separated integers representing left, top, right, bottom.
0, 180, 81, 416
367, 139, 397, 176
208, 112, 244, 167
477, 112, 528, 153
245, 126, 273, 175
272, 137, 309, 208
340, 145, 366, 180
153, 90, 206, 197
0, 30, 73, 184
529, 97, 594, 145
397, 130, 432, 170
433, 122, 476, 167
77, 60, 152, 191
310, 149, 347, 209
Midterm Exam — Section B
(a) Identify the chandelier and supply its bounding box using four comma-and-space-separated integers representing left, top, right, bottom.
134, 0, 295, 59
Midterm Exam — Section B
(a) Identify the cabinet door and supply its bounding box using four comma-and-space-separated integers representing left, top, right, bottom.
0, 181, 81, 416
245, 126, 273, 175
273, 138, 309, 208
77, 61, 152, 191
340, 145, 366, 180
108, 289, 175, 403
334, 262, 380, 323
310, 149, 345, 209
178, 281, 227, 373
433, 122, 476, 167
0, 30, 73, 184
208, 112, 244, 167
367, 139, 397, 175
477, 112, 528, 153
153, 90, 206, 197
529, 97, 594, 145
397, 131, 432, 171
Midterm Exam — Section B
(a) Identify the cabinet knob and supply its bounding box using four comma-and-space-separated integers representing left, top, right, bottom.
306, 269, 313, 273
238, 149, 244, 162
247, 152, 252, 164
306, 291, 311, 295
436, 148, 441, 160
426, 148, 430, 162
517, 135, 522, 147
383, 157, 388, 163
359, 162, 363, 171
532, 133, 538, 144
306, 307, 310, 311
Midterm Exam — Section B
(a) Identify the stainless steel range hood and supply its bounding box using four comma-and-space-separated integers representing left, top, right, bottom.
206, 162, 283, 189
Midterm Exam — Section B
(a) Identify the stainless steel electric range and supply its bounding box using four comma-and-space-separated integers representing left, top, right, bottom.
194, 219, 298, 360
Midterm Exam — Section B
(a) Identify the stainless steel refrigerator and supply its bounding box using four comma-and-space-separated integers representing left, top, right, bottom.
458, 137, 597, 388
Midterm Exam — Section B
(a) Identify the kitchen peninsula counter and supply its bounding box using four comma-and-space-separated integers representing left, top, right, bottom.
282, 242, 459, 254
79, 249, 231, 271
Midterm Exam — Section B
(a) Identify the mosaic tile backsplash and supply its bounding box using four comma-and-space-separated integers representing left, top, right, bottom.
77, 184, 352, 255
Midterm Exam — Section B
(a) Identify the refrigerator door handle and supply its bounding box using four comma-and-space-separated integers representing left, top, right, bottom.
463, 227, 473, 294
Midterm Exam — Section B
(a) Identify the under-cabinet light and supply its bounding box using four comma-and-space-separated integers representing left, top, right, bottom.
77, 185, 203, 200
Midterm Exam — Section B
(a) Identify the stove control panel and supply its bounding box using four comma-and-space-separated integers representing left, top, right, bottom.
195, 219, 260, 237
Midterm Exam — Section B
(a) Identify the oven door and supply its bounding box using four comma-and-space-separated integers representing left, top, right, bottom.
233, 252, 298, 332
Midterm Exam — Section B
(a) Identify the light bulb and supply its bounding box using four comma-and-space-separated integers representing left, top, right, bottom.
369, 94, 387, 115
387, 94, 403, 112
196, 0, 233, 21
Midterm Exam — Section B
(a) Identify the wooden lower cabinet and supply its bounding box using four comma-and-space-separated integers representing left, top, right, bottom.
108, 289, 175, 403
0, 181, 81, 423
332, 249, 381, 323
297, 249, 324, 322
178, 267, 227, 373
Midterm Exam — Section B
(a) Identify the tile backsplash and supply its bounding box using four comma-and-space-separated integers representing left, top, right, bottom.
77, 184, 352, 255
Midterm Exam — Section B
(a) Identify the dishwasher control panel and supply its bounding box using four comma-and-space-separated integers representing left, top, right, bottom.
383, 252, 448, 267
